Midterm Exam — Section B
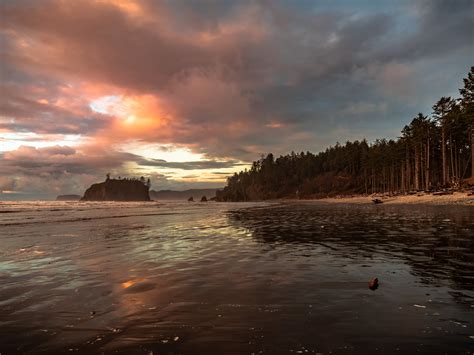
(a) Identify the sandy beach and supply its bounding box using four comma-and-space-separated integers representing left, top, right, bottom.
318, 191, 474, 206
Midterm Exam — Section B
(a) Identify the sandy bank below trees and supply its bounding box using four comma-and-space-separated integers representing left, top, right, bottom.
309, 192, 474, 206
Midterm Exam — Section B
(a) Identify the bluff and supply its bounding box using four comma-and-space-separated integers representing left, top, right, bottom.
81, 179, 150, 201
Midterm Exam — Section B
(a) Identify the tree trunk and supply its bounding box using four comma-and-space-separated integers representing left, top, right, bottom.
414, 146, 420, 191
406, 151, 411, 191
420, 144, 425, 190
382, 167, 386, 194
450, 134, 455, 185
401, 163, 405, 192
391, 164, 394, 193
442, 126, 446, 186
364, 167, 368, 194
425, 138, 430, 191
455, 142, 459, 181
471, 126, 474, 178
371, 168, 374, 194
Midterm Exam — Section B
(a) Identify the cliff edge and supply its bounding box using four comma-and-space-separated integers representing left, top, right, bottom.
81, 178, 150, 201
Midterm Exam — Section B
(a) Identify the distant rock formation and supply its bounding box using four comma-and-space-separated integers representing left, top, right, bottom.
200, 195, 207, 202
188, 196, 194, 202
56, 194, 81, 201
149, 188, 219, 201
81, 178, 150, 201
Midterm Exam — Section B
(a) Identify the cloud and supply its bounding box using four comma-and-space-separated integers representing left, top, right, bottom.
137, 157, 244, 170
0, 0, 472, 197
0, 144, 238, 197
1, 145, 133, 176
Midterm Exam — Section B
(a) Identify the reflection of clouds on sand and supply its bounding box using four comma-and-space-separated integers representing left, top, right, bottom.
0, 201, 473, 354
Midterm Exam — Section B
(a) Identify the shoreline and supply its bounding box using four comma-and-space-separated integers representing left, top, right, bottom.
309, 191, 474, 206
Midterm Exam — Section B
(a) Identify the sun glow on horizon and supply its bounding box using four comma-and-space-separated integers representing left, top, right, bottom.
121, 142, 205, 162
0, 132, 83, 152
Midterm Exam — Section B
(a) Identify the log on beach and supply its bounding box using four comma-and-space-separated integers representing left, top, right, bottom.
433, 191, 454, 196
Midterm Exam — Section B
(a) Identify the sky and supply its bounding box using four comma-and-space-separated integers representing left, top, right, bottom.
0, 0, 473, 200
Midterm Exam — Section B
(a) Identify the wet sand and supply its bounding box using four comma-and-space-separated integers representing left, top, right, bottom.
0, 201, 473, 354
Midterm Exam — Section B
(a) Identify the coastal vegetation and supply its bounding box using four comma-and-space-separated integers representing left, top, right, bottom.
81, 175, 151, 201
217, 67, 474, 201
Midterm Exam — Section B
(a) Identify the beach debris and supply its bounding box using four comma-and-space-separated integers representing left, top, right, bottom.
413, 304, 426, 308
174, 336, 179, 341
433, 191, 453, 196
369, 277, 379, 290
372, 198, 383, 204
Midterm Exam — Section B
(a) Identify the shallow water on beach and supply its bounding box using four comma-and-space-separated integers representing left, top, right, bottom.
0, 200, 473, 354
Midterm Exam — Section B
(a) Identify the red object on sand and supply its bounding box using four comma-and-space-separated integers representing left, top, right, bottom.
369, 278, 379, 290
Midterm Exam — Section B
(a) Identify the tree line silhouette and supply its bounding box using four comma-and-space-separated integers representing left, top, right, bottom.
105, 173, 151, 188
217, 67, 474, 201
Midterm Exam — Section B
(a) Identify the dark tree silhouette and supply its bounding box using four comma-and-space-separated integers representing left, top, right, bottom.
459, 66, 474, 178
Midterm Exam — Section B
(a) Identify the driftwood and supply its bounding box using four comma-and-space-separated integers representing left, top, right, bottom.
433, 191, 454, 196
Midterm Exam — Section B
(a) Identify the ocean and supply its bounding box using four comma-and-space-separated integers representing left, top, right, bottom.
1, 201, 473, 354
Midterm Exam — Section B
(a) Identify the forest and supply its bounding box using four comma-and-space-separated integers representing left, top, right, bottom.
216, 67, 474, 201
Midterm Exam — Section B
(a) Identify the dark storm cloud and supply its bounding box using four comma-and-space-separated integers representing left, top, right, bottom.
2, 0, 471, 139
0, 84, 112, 134
1, 145, 136, 176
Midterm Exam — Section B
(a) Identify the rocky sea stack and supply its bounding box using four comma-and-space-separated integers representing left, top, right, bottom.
82, 177, 151, 201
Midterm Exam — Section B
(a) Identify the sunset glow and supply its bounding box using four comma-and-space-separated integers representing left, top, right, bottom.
1, 2, 473, 354
1, 0, 472, 199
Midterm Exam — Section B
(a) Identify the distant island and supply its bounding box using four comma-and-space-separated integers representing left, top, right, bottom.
149, 188, 219, 201
56, 194, 81, 201
217, 67, 474, 201
81, 175, 151, 201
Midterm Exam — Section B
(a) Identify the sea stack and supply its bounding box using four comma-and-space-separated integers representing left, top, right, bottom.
81, 177, 151, 201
